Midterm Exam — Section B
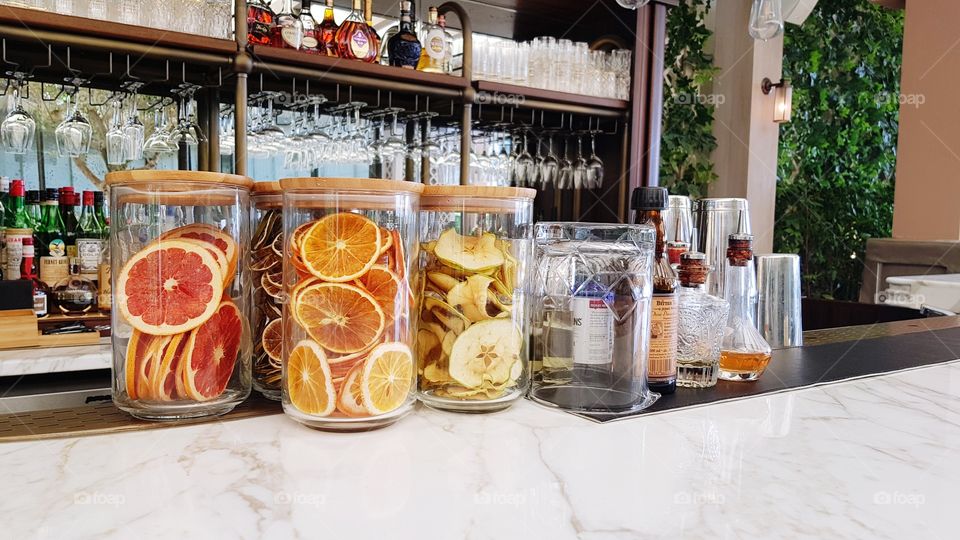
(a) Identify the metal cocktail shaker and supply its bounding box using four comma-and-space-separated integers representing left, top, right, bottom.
693, 198, 751, 297
663, 195, 694, 246
756, 254, 803, 348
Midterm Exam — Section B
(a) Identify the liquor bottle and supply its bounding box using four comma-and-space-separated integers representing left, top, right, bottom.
25, 190, 41, 230
675, 252, 729, 388
298, 0, 321, 54
416, 7, 446, 73
51, 260, 97, 315
719, 233, 772, 381
19, 237, 47, 317
93, 191, 109, 236
37, 189, 69, 289
437, 13, 454, 73
632, 187, 678, 394
0, 177, 6, 280
334, 0, 379, 62
317, 0, 340, 57
60, 191, 79, 259
97, 234, 111, 313
76, 191, 104, 284
364, 0, 383, 62
388, 1, 422, 69
247, 0, 275, 46
272, 0, 304, 50
0, 176, 9, 223
4, 179, 29, 229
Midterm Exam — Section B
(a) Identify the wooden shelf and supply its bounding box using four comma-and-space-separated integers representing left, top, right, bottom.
474, 79, 629, 114
0, 5, 237, 57
249, 45, 470, 93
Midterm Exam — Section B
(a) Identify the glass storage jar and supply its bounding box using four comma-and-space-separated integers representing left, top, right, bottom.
417, 186, 536, 413
107, 170, 253, 421
250, 181, 283, 400
280, 177, 423, 431
530, 223, 659, 416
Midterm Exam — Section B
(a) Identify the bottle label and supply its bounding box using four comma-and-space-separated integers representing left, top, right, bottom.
66, 243, 77, 259
648, 293, 679, 378
4, 230, 28, 279
48, 238, 66, 258
98, 262, 112, 311
77, 238, 104, 277
34, 292, 47, 317
350, 29, 370, 58
40, 256, 69, 288
427, 33, 445, 60
572, 296, 614, 365
302, 35, 319, 49
0, 228, 6, 269
281, 25, 303, 49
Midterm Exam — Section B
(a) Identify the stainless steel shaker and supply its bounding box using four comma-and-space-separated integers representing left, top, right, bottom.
694, 198, 751, 297
663, 195, 694, 246
756, 254, 803, 348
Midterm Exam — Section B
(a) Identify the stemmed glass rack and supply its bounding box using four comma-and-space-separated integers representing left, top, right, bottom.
0, 0, 671, 223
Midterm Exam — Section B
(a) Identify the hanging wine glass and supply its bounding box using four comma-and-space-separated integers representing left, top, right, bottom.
143, 100, 178, 156
513, 130, 534, 188
749, 0, 784, 41
123, 84, 145, 161
572, 135, 588, 190
1, 74, 36, 155
540, 132, 560, 188
615, 0, 650, 9
557, 136, 573, 190
105, 97, 127, 165
55, 81, 93, 158
586, 132, 604, 189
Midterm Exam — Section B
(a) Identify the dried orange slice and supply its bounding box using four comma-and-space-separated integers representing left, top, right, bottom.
299, 213, 382, 282
361, 342, 413, 415
378, 227, 394, 256
125, 331, 167, 400
336, 362, 368, 417
261, 272, 282, 299
160, 224, 239, 289
117, 239, 223, 336
287, 340, 336, 416
294, 282, 385, 355
261, 318, 283, 362
355, 265, 402, 328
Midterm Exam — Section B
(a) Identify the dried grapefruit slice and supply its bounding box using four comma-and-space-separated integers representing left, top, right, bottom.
336, 362, 368, 417
294, 282, 385, 355
182, 299, 244, 401
160, 224, 239, 288
261, 318, 283, 362
299, 213, 382, 282
117, 239, 223, 336
355, 265, 402, 328
287, 340, 336, 416
125, 331, 167, 401
361, 342, 413, 415
153, 333, 189, 401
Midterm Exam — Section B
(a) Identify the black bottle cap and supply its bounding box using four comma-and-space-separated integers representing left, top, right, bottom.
26, 190, 40, 204
45, 188, 59, 201
94, 191, 104, 204
630, 186, 669, 211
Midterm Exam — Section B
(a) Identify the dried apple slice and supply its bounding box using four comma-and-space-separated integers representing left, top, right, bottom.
448, 319, 522, 389
434, 229, 505, 273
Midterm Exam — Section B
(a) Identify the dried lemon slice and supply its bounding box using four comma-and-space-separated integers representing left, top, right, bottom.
434, 229, 505, 273
448, 319, 522, 389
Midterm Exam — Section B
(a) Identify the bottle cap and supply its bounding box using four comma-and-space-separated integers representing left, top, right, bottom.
45, 188, 59, 202
630, 186, 669, 211
94, 191, 105, 204
83, 191, 94, 205
726, 233, 754, 265
9, 179, 25, 197
678, 251, 708, 286
26, 190, 40, 204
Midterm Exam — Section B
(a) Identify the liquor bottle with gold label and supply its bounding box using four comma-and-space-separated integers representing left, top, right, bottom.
632, 187, 678, 394
335, 0, 379, 62
364, 0, 383, 62
416, 6, 446, 73
317, 0, 340, 57
719, 233, 772, 381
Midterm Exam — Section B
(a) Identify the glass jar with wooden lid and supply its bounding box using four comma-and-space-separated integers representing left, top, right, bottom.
280, 177, 423, 431
106, 170, 253, 421
250, 181, 283, 400
417, 185, 536, 413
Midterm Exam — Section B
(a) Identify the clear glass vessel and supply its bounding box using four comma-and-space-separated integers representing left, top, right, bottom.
530, 223, 659, 415
416, 186, 535, 413
280, 177, 423, 431
719, 233, 772, 381
107, 171, 253, 421
250, 182, 283, 400
676, 252, 729, 388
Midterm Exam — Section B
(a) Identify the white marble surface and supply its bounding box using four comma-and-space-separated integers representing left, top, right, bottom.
1, 361, 959, 539
0, 340, 110, 377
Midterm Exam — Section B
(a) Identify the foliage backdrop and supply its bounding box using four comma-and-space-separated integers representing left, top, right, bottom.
775, 0, 903, 300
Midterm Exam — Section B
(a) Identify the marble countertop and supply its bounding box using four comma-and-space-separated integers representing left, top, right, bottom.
1, 361, 958, 539
0, 341, 110, 377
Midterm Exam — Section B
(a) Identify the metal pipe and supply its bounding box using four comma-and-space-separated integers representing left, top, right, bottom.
437, 2, 472, 81
197, 93, 210, 171
249, 60, 464, 99
502, 97, 627, 118
208, 88, 221, 172
235, 73, 248, 176
460, 102, 471, 184
0, 25, 232, 66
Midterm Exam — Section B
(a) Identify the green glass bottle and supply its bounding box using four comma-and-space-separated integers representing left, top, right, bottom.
76, 191, 104, 281
94, 191, 108, 239
25, 190, 41, 230
60, 191, 79, 259
4, 179, 30, 229
37, 189, 68, 288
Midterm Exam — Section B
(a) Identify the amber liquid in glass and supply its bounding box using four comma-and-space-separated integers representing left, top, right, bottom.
719, 350, 771, 378
247, 1, 275, 45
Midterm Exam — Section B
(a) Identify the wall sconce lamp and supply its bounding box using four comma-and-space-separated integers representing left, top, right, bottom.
762, 77, 793, 123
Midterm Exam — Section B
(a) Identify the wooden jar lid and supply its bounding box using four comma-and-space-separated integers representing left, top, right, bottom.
105, 170, 253, 189
420, 185, 537, 212
252, 181, 281, 194
280, 177, 425, 194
